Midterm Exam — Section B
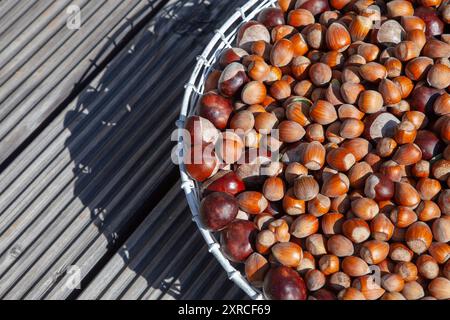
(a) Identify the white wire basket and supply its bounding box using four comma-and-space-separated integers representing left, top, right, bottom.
177, 0, 280, 300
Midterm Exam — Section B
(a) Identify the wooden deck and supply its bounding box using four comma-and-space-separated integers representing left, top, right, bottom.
0, 0, 247, 300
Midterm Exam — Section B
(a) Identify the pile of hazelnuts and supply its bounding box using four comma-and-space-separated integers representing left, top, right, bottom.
183, 0, 450, 300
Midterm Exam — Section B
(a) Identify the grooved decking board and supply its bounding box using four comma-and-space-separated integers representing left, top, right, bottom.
0, 0, 248, 300
78, 184, 246, 300
0, 0, 166, 165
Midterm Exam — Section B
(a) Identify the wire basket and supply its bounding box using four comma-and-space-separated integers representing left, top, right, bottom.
177, 0, 279, 300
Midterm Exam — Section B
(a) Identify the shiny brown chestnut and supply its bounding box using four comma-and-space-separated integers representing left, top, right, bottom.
257, 7, 285, 28
184, 145, 219, 182
263, 266, 307, 300
199, 192, 239, 231
364, 173, 395, 201
221, 220, 257, 263
199, 91, 233, 130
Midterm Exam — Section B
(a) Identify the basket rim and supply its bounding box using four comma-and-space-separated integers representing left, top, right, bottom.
176, 0, 279, 300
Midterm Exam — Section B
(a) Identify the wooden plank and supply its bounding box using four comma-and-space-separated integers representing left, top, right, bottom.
0, 0, 166, 165
0, 1, 22, 22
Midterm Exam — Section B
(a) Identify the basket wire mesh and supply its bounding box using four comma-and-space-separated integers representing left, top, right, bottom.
177, 0, 279, 300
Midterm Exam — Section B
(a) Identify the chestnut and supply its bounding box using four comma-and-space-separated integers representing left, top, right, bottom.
263, 266, 307, 300
199, 192, 238, 231
295, 0, 330, 16
183, 2, 450, 300
219, 48, 248, 69
203, 171, 245, 196
218, 62, 249, 97
184, 145, 219, 182
409, 85, 444, 114
257, 7, 285, 28
414, 6, 445, 37
184, 115, 219, 146
220, 219, 257, 263
237, 21, 270, 50
199, 91, 233, 130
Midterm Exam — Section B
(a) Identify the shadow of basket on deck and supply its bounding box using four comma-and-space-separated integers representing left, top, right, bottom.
63, 0, 247, 300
